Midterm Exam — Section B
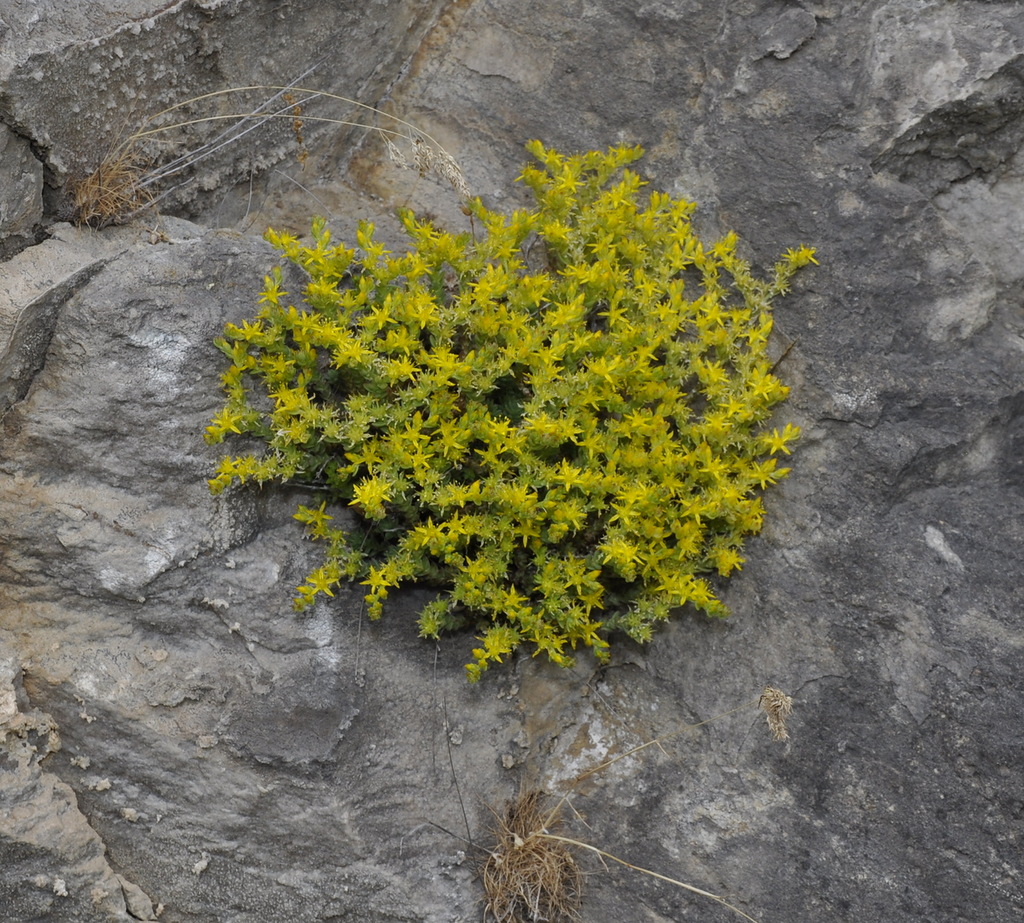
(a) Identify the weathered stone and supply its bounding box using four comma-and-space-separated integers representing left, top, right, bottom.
0, 0, 449, 224
0, 652, 156, 922
0, 222, 154, 414
1, 1, 1023, 922
0, 122, 43, 247
0, 223, 502, 922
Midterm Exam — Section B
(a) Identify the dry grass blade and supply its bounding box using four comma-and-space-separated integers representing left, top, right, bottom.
71, 141, 152, 228
536, 833, 762, 923
413, 138, 470, 198
70, 83, 470, 226
482, 790, 583, 923
382, 132, 409, 169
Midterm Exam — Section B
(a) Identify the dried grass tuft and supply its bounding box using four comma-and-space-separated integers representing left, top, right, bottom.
481, 790, 583, 923
758, 686, 793, 741
71, 141, 152, 228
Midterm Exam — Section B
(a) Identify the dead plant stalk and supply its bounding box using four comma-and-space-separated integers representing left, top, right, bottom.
71, 84, 468, 226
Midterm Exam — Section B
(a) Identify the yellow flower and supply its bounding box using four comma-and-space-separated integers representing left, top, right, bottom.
305, 567, 337, 597
785, 245, 818, 266
205, 408, 243, 441
762, 423, 800, 455
351, 477, 392, 518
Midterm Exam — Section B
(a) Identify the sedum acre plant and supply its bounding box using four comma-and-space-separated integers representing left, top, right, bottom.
205, 142, 815, 680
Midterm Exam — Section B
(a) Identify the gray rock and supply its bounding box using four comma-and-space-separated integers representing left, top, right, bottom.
0, 653, 154, 922
0, 223, 500, 922
0, 222, 155, 414
0, 122, 43, 247
0, 0, 448, 224
1, 1, 1023, 923
754, 8, 818, 61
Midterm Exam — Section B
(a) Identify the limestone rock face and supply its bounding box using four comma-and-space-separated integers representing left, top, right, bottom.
0, 0, 444, 225
0, 122, 43, 251
2, 2, 1023, 923
1, 223, 501, 922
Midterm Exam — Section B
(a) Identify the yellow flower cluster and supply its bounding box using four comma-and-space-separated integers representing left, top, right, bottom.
205, 142, 814, 680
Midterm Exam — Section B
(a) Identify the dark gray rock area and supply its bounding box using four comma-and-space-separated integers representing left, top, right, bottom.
0, 0, 446, 232
2, 1, 1022, 922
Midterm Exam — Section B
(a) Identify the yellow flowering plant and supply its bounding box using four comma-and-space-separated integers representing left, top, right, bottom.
205, 142, 815, 680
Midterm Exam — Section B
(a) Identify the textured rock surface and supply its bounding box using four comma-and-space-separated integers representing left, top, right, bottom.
0, 122, 43, 250
0, 0, 446, 225
0, 657, 152, 922
1, 224, 502, 922
0, 223, 146, 414
2, 1, 1023, 922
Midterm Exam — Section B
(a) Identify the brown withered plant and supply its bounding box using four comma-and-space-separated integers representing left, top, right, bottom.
70, 84, 469, 226
481, 789, 583, 923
